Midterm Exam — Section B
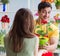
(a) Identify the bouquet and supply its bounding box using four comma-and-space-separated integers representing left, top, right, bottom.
35, 20, 52, 46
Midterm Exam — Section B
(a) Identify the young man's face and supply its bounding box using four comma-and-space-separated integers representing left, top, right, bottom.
38, 7, 52, 21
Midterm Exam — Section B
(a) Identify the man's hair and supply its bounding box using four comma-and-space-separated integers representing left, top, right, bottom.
38, 2, 52, 11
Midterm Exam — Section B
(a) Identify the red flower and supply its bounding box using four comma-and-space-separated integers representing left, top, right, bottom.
34, 33, 40, 37
1, 15, 10, 23
42, 52, 53, 56
41, 19, 48, 24
44, 34, 48, 38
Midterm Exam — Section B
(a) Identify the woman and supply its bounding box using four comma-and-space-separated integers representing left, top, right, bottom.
4, 8, 39, 56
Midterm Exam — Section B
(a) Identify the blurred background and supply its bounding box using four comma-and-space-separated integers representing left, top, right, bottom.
0, 0, 60, 56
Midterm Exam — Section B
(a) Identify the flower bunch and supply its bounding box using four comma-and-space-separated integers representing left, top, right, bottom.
35, 20, 52, 46
0, 30, 6, 47
54, 14, 60, 23
1, 15, 10, 23
42, 51, 53, 56
35, 20, 52, 37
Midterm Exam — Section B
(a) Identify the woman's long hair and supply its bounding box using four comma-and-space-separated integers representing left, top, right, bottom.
9, 8, 34, 52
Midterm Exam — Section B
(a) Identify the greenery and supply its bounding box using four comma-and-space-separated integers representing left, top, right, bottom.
36, 22, 52, 37
0, 30, 6, 47
57, 32, 60, 48
1, 0, 9, 4
55, 0, 60, 9
35, 22, 53, 46
57, 45, 60, 48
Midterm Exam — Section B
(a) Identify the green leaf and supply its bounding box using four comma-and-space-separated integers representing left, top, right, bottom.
48, 27, 52, 31
57, 45, 60, 48
37, 30, 46, 36
37, 30, 43, 34
36, 25, 40, 28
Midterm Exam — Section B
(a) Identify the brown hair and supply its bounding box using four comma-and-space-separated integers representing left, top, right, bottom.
38, 2, 52, 11
9, 8, 34, 52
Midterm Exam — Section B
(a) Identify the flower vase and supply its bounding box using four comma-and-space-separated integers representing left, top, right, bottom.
1, 22, 9, 34
39, 36, 48, 46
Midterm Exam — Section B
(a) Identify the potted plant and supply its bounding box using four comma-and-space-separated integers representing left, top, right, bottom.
54, 13, 60, 23
1, 0, 9, 4
55, 0, 60, 9
35, 21, 52, 46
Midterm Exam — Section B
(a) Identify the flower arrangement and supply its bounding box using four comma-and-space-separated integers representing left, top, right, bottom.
35, 20, 52, 46
38, 49, 53, 56
42, 51, 53, 56
0, 15, 10, 49
0, 30, 5, 47
1, 15, 10, 23
41, 0, 54, 3
54, 13, 60, 23
0, 15, 10, 31
55, 0, 60, 9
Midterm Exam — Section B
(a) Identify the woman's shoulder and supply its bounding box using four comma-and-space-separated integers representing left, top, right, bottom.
34, 35, 39, 43
24, 36, 37, 40
34, 35, 39, 40
31, 35, 39, 44
24, 35, 39, 43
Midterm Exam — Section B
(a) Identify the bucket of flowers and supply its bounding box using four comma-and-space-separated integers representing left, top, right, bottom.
35, 20, 53, 56
0, 15, 10, 52
1, 15, 10, 29
34, 20, 52, 47
54, 14, 60, 23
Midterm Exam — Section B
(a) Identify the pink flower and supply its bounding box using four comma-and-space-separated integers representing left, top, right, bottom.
34, 12, 39, 16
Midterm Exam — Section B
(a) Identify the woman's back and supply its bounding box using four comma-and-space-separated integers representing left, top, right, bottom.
4, 8, 39, 56
4, 34, 37, 56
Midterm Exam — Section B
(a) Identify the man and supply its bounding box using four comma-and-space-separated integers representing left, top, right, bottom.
35, 2, 59, 52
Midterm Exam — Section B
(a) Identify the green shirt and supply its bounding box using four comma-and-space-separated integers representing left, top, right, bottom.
4, 34, 37, 56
